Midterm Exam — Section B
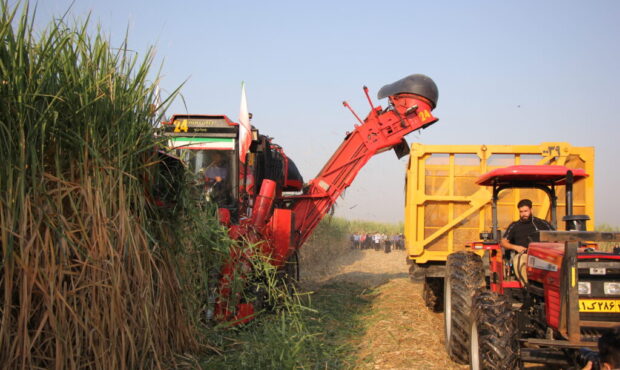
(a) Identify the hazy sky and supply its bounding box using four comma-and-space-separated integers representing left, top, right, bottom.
27, 0, 620, 225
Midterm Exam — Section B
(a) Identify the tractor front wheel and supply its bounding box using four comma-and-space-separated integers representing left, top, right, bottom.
470, 290, 520, 370
444, 251, 485, 364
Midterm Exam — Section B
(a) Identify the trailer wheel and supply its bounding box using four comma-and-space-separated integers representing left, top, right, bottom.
470, 290, 519, 370
408, 263, 425, 281
444, 251, 485, 364
423, 277, 443, 312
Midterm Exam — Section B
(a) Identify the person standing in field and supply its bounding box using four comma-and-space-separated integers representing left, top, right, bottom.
373, 232, 381, 251
364, 233, 372, 249
384, 234, 392, 253
353, 233, 361, 249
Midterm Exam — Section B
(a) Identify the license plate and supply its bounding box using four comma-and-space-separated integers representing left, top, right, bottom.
579, 299, 620, 313
590, 267, 606, 275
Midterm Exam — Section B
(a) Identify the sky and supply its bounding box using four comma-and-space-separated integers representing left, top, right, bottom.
25, 0, 620, 225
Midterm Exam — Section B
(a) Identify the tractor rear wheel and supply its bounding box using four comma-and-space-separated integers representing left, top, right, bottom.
444, 251, 485, 364
470, 290, 519, 370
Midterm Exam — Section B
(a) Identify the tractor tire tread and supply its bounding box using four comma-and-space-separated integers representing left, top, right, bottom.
446, 251, 485, 364
472, 290, 520, 369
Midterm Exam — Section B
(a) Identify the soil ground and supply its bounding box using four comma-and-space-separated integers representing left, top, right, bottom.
300, 248, 468, 369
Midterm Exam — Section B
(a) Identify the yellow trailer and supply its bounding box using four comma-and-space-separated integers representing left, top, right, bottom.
403, 142, 595, 310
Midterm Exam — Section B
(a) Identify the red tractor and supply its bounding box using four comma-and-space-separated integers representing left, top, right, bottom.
444, 165, 620, 369
160, 74, 439, 322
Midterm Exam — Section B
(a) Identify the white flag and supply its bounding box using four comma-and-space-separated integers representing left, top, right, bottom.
239, 82, 252, 163
151, 83, 163, 128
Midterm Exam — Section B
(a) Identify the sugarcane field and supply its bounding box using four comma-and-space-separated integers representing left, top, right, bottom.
2, 1, 620, 369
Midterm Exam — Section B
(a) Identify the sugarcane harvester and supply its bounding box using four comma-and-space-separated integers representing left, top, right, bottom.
161, 74, 439, 322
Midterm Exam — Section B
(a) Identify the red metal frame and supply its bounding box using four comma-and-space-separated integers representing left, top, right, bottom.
469, 242, 523, 293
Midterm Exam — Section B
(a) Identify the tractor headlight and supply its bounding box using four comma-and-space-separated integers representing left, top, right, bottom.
578, 282, 591, 295
604, 282, 620, 295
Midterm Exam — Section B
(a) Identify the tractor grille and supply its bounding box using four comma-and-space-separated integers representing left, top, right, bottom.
580, 312, 620, 322
577, 258, 620, 278
577, 259, 620, 298
577, 258, 620, 336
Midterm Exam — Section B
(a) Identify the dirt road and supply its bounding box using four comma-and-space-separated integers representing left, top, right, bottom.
301, 249, 467, 369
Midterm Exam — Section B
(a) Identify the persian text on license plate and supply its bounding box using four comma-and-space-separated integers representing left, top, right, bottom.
579, 299, 620, 313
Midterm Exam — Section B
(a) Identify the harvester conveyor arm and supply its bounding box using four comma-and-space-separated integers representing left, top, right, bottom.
288, 91, 438, 249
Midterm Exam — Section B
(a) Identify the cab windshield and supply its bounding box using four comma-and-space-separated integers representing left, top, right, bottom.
177, 149, 235, 206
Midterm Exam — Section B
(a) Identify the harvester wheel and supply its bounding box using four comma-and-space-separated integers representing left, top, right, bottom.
277, 251, 300, 291
247, 283, 269, 314
423, 277, 443, 312
245, 252, 301, 315
444, 251, 485, 364
470, 290, 519, 370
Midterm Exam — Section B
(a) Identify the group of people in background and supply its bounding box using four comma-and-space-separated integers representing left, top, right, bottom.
350, 232, 404, 253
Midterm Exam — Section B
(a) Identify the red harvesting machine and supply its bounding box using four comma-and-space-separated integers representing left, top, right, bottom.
160, 74, 439, 322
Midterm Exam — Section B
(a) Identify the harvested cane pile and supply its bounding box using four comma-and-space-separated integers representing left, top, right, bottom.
0, 2, 225, 368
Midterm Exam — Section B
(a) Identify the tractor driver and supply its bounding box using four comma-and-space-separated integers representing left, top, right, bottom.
500, 199, 554, 283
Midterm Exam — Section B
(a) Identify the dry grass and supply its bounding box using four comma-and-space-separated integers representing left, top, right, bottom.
299, 216, 403, 283
302, 248, 467, 369
355, 277, 466, 369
